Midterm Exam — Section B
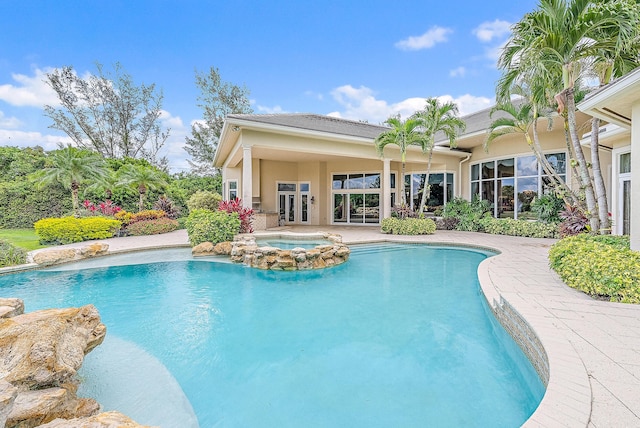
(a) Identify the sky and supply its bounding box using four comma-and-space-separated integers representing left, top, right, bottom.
0, 0, 539, 172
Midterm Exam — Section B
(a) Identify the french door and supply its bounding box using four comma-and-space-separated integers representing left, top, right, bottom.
277, 182, 310, 225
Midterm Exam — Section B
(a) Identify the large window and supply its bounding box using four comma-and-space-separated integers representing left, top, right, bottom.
332, 172, 396, 224
471, 153, 566, 219
403, 172, 454, 212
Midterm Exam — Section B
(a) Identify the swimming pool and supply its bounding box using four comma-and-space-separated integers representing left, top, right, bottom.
0, 244, 544, 427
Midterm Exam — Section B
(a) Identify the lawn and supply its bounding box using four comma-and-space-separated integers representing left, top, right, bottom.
0, 229, 46, 251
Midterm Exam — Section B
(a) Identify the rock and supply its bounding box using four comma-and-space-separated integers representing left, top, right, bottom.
213, 241, 233, 255
0, 305, 106, 388
32, 249, 77, 266
32, 244, 110, 266
37, 410, 153, 428
0, 298, 24, 319
191, 242, 214, 256
77, 243, 109, 258
6, 386, 100, 428
0, 380, 18, 427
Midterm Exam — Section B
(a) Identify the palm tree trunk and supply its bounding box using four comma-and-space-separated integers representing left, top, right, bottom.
590, 118, 610, 234
71, 184, 79, 216
400, 157, 407, 207
418, 149, 434, 213
566, 88, 599, 232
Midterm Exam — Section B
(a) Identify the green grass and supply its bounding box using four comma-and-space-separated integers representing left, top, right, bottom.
0, 229, 47, 251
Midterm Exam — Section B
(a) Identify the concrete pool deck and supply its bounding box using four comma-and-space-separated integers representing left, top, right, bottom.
24, 227, 640, 427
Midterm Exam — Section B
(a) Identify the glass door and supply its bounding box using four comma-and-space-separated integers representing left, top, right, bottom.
620, 178, 631, 235
277, 183, 296, 224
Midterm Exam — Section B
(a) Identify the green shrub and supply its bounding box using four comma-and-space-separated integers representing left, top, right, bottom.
530, 194, 564, 223
126, 218, 179, 236
0, 240, 27, 267
442, 197, 491, 232
34, 217, 121, 244
186, 191, 223, 212
549, 234, 640, 303
185, 209, 241, 246
481, 217, 559, 238
381, 217, 436, 235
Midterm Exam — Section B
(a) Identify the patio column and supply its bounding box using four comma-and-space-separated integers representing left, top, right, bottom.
631, 101, 640, 251
383, 158, 391, 218
242, 145, 252, 209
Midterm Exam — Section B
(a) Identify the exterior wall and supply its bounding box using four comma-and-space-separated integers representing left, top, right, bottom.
259, 159, 299, 213
632, 102, 640, 250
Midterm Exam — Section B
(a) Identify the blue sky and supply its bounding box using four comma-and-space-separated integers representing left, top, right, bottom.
0, 0, 538, 172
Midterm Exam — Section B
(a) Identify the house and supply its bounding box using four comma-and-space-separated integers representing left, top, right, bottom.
214, 105, 621, 238
578, 67, 640, 251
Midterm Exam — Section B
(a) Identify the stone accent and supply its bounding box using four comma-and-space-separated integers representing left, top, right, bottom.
191, 241, 232, 257
0, 298, 24, 319
0, 300, 148, 427
32, 243, 109, 267
38, 411, 153, 427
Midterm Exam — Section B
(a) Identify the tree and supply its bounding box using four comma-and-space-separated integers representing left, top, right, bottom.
185, 67, 253, 175
497, 0, 640, 234
117, 164, 168, 212
44, 63, 170, 168
31, 146, 109, 214
374, 116, 422, 207
412, 98, 465, 213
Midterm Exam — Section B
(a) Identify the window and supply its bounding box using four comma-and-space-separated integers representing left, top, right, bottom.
471, 152, 566, 219
403, 172, 454, 212
331, 172, 382, 224
227, 180, 238, 200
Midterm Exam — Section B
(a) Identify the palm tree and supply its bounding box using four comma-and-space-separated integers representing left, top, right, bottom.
374, 116, 422, 207
485, 101, 578, 207
117, 164, 168, 212
496, 0, 639, 233
31, 146, 108, 215
412, 98, 465, 213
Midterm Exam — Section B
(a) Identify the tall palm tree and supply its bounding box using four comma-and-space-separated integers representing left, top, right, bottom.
412, 98, 465, 213
31, 146, 108, 215
374, 116, 422, 207
486, 101, 578, 207
117, 164, 168, 212
496, 0, 639, 232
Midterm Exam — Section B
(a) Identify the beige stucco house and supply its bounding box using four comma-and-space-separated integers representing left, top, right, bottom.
213, 83, 637, 247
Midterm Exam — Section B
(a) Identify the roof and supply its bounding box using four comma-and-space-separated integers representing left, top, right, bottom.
225, 113, 389, 139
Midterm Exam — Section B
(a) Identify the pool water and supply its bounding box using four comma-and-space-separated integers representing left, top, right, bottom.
253, 238, 331, 249
0, 244, 544, 427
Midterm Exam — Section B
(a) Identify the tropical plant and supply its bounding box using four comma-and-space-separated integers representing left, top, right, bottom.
558, 205, 589, 237
218, 198, 254, 233
411, 98, 465, 213
374, 116, 422, 206
442, 197, 491, 232
186, 190, 223, 212
497, 0, 640, 234
30, 146, 109, 215
530, 194, 564, 223
0, 240, 27, 268
117, 164, 168, 212
153, 195, 180, 219
185, 209, 241, 246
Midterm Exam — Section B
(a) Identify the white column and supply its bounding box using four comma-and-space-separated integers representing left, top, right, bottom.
631, 102, 640, 251
242, 146, 253, 210
383, 158, 391, 218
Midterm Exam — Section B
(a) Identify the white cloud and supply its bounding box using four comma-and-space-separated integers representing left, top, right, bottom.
473, 19, 512, 43
0, 111, 22, 128
304, 90, 324, 101
449, 66, 466, 78
159, 110, 184, 129
395, 26, 452, 51
327, 84, 493, 123
256, 104, 286, 114
0, 68, 60, 107
0, 129, 72, 150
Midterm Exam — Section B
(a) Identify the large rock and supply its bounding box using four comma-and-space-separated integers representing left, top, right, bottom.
37, 411, 153, 427
32, 244, 109, 266
0, 298, 24, 319
6, 386, 99, 428
0, 380, 18, 427
0, 305, 106, 388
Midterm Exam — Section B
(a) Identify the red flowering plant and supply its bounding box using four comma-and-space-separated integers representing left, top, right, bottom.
81, 200, 122, 217
218, 198, 254, 233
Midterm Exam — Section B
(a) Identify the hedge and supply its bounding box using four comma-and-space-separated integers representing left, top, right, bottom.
381, 217, 436, 235
185, 209, 241, 246
549, 235, 640, 304
481, 217, 559, 239
34, 217, 121, 244
126, 218, 179, 236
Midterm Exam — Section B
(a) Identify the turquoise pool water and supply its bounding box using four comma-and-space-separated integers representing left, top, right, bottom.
0, 244, 544, 427
254, 238, 331, 249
